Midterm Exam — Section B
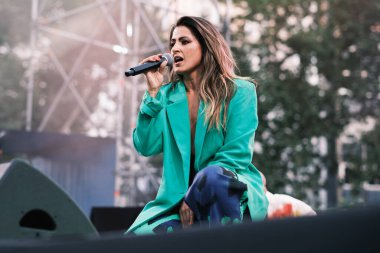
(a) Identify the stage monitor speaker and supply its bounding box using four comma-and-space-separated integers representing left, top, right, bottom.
0, 159, 98, 239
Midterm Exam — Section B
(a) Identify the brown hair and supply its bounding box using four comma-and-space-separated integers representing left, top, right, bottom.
169, 16, 239, 130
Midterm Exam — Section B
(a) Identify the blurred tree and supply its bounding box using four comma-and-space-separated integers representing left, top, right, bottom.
0, 54, 26, 129
0, 0, 30, 44
360, 124, 380, 184
345, 122, 380, 189
231, 0, 380, 208
0, 0, 30, 129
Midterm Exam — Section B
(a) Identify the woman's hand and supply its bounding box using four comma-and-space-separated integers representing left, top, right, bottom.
179, 200, 194, 228
140, 54, 168, 97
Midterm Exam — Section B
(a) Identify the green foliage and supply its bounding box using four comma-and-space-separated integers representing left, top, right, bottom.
0, 0, 30, 45
0, 54, 26, 129
363, 125, 380, 184
345, 123, 380, 186
231, 0, 380, 208
0, 1, 31, 130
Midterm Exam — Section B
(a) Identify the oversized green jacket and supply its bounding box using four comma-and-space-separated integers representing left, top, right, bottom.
127, 79, 268, 233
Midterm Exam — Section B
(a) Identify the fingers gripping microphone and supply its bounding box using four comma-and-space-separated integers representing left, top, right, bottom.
125, 53, 173, 77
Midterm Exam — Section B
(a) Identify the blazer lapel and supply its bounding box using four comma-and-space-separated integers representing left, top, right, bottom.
166, 82, 191, 185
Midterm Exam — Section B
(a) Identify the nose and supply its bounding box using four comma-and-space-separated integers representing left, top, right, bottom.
171, 43, 180, 54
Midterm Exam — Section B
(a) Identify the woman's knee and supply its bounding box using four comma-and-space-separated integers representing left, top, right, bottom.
193, 165, 223, 189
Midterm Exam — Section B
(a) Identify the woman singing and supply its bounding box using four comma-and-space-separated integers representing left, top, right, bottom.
126, 16, 268, 235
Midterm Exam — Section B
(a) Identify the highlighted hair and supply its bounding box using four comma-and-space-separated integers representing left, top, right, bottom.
169, 16, 242, 130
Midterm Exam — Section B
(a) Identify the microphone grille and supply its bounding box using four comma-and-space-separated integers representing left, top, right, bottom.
162, 53, 174, 67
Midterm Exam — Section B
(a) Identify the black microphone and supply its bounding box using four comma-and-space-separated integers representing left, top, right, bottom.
125, 53, 174, 77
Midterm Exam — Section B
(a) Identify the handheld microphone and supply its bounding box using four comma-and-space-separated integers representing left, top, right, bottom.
125, 53, 174, 77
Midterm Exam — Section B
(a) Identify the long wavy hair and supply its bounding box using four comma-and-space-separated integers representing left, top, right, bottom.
169, 16, 239, 130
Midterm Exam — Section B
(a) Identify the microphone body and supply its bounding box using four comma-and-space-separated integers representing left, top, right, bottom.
125, 53, 173, 77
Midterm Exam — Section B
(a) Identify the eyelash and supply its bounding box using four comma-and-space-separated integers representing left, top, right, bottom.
170, 40, 190, 48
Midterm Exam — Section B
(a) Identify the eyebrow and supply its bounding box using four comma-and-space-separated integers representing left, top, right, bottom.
170, 36, 191, 42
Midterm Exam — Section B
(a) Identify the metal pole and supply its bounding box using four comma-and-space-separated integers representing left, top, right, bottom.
26, 0, 38, 131
126, 0, 142, 206
115, 0, 128, 206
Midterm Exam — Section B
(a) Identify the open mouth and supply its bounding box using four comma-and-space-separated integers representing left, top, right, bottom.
174, 56, 184, 63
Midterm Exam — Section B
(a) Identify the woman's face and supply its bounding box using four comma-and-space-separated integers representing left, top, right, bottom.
170, 26, 203, 76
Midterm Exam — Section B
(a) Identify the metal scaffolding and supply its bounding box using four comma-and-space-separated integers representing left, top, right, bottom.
26, 0, 231, 206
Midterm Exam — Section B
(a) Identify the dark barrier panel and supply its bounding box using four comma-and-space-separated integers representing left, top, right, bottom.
0, 159, 98, 239
0, 206, 378, 253
0, 129, 116, 215
90, 207, 143, 234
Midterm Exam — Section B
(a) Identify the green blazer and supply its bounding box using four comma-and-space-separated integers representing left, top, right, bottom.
127, 79, 268, 233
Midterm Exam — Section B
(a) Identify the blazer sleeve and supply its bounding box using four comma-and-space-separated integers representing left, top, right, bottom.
208, 81, 258, 171
133, 91, 164, 156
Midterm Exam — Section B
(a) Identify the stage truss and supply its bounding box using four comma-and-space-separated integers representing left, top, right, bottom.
26, 0, 232, 206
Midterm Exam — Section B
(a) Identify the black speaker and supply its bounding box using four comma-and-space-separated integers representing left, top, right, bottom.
0, 159, 98, 239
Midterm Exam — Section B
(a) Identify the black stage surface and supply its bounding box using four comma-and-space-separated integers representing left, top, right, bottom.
0, 205, 379, 253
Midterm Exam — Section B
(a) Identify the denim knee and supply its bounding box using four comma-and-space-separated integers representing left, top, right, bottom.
192, 165, 223, 189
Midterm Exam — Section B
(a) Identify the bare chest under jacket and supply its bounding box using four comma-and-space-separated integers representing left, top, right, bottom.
186, 91, 200, 155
